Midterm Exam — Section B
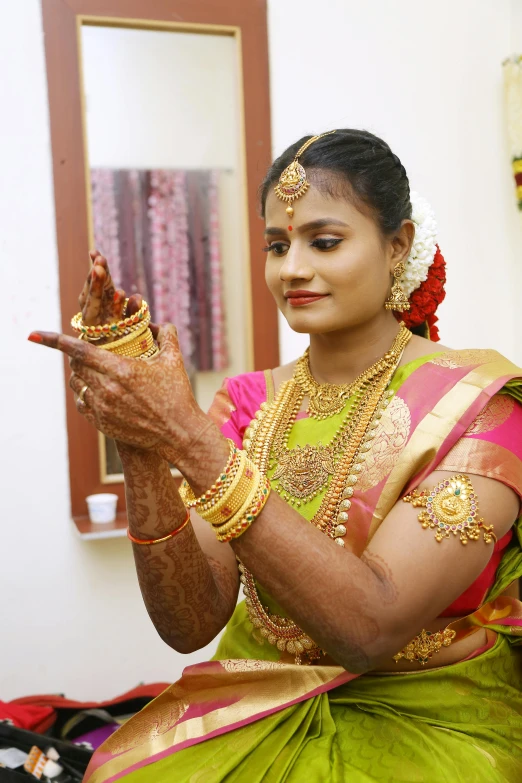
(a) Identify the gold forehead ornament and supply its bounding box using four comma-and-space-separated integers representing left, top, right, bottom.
274, 131, 336, 220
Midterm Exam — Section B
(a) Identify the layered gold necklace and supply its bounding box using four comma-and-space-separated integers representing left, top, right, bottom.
269, 325, 412, 507
239, 324, 412, 664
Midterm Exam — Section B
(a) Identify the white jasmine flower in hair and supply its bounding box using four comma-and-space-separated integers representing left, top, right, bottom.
400, 191, 438, 298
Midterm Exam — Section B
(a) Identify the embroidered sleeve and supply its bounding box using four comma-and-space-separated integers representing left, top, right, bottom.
437, 394, 522, 500
206, 372, 269, 449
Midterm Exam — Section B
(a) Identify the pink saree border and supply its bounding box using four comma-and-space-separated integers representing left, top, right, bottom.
94, 669, 352, 783
403, 372, 518, 495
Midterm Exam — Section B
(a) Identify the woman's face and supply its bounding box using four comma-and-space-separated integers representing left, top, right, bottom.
264, 181, 409, 335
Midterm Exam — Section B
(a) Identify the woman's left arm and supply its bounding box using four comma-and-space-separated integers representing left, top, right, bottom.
178, 436, 519, 672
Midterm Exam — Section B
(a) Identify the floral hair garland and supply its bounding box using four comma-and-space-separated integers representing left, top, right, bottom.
395, 192, 446, 342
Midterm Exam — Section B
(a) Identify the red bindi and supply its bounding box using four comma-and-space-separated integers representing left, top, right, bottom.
288, 225, 293, 231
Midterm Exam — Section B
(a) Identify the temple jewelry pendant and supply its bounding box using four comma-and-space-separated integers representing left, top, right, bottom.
274, 161, 309, 204
308, 385, 350, 419
403, 474, 496, 545
272, 443, 336, 501
393, 628, 456, 664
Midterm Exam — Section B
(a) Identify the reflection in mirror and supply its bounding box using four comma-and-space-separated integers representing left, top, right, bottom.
79, 23, 251, 481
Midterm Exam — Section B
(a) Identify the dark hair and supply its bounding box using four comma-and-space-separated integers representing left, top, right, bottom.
260, 129, 411, 234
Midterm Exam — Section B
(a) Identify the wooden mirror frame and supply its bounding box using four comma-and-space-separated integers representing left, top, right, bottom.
41, 0, 277, 531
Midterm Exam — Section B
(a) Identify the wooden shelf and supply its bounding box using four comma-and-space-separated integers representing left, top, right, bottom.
73, 512, 128, 540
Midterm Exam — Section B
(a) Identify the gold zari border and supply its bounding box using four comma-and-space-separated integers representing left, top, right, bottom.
437, 439, 522, 497
370, 355, 521, 539
86, 664, 346, 783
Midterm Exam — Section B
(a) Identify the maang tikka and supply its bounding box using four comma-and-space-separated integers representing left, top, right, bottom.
274, 131, 336, 229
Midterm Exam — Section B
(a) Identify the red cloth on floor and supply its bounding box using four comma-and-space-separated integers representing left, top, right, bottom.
0, 701, 56, 733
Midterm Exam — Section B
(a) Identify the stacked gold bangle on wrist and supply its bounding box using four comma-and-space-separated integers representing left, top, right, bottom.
70, 298, 159, 360
100, 320, 154, 359
179, 439, 270, 543
213, 473, 271, 542
71, 299, 149, 339
179, 440, 241, 509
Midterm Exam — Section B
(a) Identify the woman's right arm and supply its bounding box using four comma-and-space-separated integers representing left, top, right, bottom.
118, 442, 240, 653
72, 251, 238, 653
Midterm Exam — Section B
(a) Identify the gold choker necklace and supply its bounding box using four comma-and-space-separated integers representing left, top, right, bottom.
294, 333, 410, 420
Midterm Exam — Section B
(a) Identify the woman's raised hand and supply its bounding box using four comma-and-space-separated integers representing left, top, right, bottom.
79, 250, 143, 332
27, 253, 207, 461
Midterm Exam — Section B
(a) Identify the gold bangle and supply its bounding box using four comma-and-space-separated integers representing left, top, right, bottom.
214, 474, 261, 533
100, 320, 149, 350
140, 343, 160, 360
180, 440, 241, 508
216, 475, 271, 543
100, 326, 155, 359
197, 452, 247, 522
202, 469, 258, 526
200, 456, 258, 526
195, 449, 244, 514
213, 465, 263, 533
71, 299, 150, 339
78, 316, 151, 344
127, 509, 191, 545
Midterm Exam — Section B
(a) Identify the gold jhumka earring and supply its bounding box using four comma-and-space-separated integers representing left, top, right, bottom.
274, 131, 337, 228
385, 262, 410, 312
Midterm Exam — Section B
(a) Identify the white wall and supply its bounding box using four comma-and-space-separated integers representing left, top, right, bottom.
2, 0, 521, 700
269, 0, 522, 365
1, 2, 218, 702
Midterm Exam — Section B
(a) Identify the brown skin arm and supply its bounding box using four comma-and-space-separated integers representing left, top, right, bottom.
72, 252, 240, 652
179, 451, 518, 673
117, 442, 239, 653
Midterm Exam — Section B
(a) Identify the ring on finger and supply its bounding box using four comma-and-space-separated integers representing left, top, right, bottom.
77, 384, 89, 410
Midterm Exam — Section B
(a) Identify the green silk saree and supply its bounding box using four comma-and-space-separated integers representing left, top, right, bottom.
85, 350, 522, 783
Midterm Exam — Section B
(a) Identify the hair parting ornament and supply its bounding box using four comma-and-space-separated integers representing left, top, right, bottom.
274, 131, 336, 230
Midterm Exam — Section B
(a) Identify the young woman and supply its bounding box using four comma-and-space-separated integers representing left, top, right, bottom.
30, 129, 522, 782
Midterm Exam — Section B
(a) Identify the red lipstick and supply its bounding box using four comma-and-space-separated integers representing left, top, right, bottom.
285, 290, 329, 307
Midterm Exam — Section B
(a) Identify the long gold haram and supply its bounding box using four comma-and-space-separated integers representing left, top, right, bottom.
239, 327, 412, 664
270, 325, 411, 506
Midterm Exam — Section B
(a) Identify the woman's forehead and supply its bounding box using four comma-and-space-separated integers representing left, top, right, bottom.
264, 186, 369, 228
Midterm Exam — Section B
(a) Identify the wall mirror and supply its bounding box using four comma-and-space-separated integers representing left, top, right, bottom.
42, 1, 277, 534
81, 22, 250, 482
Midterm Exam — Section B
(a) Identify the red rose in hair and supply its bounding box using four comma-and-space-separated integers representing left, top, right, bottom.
395, 246, 446, 342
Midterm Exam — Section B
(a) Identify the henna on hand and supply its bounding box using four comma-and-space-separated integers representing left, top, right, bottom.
29, 323, 210, 457
119, 444, 238, 652
78, 251, 143, 344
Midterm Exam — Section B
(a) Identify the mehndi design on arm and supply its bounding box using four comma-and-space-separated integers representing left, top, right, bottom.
403, 474, 496, 545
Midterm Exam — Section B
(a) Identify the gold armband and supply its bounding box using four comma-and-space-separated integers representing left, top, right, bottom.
393, 628, 457, 665
403, 474, 496, 545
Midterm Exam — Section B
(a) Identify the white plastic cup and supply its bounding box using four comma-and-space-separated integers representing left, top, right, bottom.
86, 493, 118, 524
